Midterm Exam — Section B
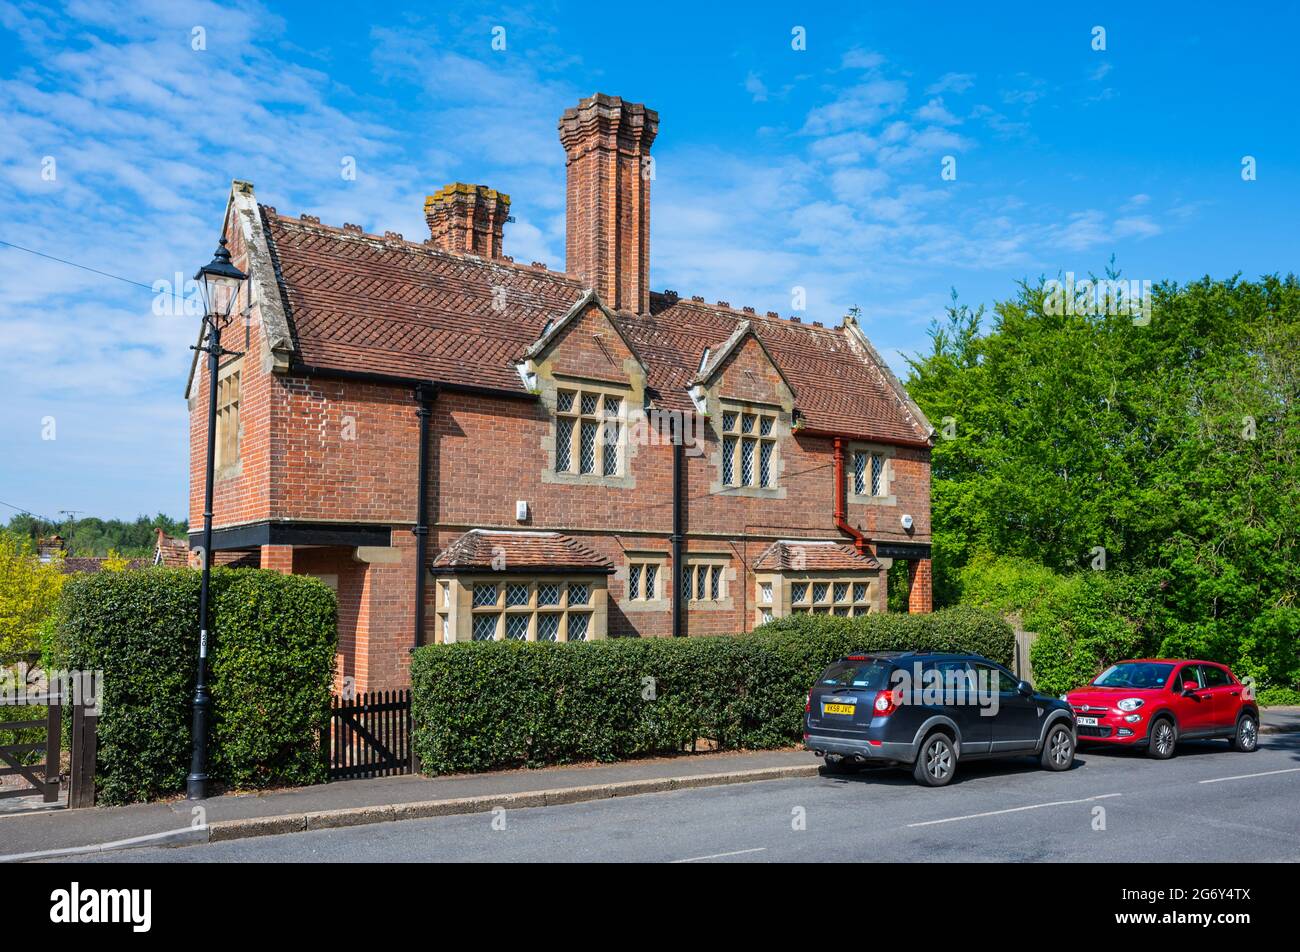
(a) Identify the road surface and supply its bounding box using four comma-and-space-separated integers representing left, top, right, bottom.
52, 733, 1300, 863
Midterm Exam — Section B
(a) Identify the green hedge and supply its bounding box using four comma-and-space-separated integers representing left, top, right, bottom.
52, 568, 336, 805
410, 606, 1013, 775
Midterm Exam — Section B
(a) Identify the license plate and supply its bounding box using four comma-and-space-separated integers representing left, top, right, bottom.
823, 703, 856, 716
1077, 716, 1099, 726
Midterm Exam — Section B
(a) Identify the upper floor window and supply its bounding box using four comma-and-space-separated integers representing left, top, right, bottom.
215, 366, 241, 472
853, 449, 887, 497
555, 387, 622, 477
720, 407, 777, 488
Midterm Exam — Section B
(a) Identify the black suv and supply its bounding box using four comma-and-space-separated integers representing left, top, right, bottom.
804, 652, 1076, 786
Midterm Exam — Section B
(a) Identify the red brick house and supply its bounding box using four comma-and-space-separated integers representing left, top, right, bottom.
187, 93, 934, 691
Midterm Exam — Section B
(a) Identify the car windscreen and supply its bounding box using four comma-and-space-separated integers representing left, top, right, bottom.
1092, 662, 1175, 689
819, 659, 893, 690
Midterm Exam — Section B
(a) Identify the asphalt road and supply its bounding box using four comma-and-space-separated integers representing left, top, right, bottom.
54, 733, 1300, 863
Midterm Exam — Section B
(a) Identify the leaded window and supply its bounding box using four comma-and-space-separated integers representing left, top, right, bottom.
215, 367, 241, 471
720, 407, 777, 488
627, 560, 663, 602
472, 614, 497, 641
555, 387, 624, 477
687, 562, 726, 603
537, 614, 560, 642
468, 579, 596, 642
853, 450, 888, 497
788, 577, 875, 616
505, 614, 529, 640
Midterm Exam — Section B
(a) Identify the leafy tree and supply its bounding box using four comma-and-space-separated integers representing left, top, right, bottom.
0, 532, 66, 657
3, 512, 187, 558
905, 274, 1300, 693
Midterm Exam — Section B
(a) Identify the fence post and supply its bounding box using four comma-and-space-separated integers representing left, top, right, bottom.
44, 696, 62, 803
68, 701, 98, 809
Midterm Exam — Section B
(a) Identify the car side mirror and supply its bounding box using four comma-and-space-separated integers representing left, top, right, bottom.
1017, 680, 1033, 697
1181, 681, 1198, 694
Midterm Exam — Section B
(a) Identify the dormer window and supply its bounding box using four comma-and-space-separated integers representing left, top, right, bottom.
720, 405, 778, 488
555, 386, 623, 477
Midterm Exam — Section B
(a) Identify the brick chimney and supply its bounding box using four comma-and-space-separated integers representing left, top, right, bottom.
424, 183, 511, 258
558, 93, 658, 314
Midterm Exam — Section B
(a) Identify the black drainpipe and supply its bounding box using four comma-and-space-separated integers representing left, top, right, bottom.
413, 382, 438, 650
670, 416, 685, 637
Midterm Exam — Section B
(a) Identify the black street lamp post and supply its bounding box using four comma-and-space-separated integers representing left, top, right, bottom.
188, 238, 247, 801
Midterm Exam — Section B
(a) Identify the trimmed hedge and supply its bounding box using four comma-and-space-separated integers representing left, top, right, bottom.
52, 568, 336, 805
410, 606, 1012, 775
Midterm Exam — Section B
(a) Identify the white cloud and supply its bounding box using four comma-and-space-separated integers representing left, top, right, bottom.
801, 79, 908, 135
926, 72, 975, 95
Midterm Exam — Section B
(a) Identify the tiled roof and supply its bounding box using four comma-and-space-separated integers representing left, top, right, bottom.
431, 530, 613, 573
259, 208, 931, 445
61, 557, 149, 574
753, 541, 881, 572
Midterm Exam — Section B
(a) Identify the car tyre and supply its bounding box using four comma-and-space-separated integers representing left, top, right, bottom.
1147, 717, 1176, 759
1040, 723, 1074, 771
1230, 713, 1259, 753
913, 733, 957, 787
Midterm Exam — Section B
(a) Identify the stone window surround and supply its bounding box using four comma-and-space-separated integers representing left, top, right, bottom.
616, 551, 670, 613
435, 573, 608, 643
540, 373, 638, 490
682, 554, 735, 612
214, 357, 243, 481
754, 570, 880, 626
848, 441, 898, 506
706, 396, 790, 500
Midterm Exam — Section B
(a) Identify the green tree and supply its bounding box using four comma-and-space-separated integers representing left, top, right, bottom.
0, 532, 66, 657
905, 273, 1300, 693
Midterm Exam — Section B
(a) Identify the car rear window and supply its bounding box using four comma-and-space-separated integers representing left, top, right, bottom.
819, 659, 892, 690
1092, 662, 1175, 689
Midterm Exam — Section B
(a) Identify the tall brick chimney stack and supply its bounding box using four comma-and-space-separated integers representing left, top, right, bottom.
424, 183, 511, 258
558, 93, 659, 314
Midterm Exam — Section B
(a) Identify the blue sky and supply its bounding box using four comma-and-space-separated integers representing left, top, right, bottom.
1, 0, 1297, 522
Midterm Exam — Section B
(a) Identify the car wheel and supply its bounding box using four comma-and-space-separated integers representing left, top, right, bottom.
1230, 714, 1259, 753
913, 733, 957, 787
1147, 717, 1176, 759
1040, 723, 1074, 771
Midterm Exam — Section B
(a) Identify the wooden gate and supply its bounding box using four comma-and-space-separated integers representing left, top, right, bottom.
0, 694, 61, 803
322, 690, 413, 780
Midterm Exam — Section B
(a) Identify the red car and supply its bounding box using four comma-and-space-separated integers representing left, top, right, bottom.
1066, 659, 1259, 759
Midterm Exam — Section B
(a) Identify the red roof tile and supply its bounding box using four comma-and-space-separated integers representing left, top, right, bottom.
260, 208, 931, 445
753, 541, 880, 572
431, 530, 613, 573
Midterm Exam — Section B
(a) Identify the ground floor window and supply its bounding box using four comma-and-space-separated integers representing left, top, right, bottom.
436, 575, 604, 643
754, 571, 878, 626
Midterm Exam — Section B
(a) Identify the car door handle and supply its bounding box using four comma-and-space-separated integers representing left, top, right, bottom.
1230, 691, 1240, 697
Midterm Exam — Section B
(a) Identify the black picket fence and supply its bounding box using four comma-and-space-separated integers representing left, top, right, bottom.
321, 690, 413, 780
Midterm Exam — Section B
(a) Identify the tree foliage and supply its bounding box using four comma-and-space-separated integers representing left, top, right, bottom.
3, 512, 187, 558
0, 532, 66, 657
905, 274, 1300, 693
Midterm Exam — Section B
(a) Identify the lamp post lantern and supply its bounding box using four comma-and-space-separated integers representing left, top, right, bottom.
188, 237, 247, 800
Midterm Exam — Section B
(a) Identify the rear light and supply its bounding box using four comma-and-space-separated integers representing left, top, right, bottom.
846, 655, 869, 661
805, 692, 811, 713
872, 689, 898, 717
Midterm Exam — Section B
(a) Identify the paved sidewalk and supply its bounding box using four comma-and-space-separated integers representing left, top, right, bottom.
0, 748, 818, 861
5, 706, 1297, 862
